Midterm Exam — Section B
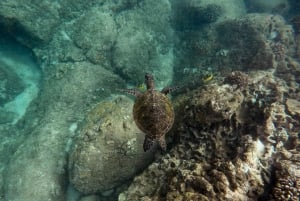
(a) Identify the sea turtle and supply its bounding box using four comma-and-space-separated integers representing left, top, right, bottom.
120, 73, 177, 152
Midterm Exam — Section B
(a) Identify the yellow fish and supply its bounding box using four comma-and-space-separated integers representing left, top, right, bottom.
137, 83, 146, 91
202, 73, 214, 83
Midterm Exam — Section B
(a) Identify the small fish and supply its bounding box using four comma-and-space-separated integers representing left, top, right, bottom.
202, 73, 214, 83
136, 83, 146, 91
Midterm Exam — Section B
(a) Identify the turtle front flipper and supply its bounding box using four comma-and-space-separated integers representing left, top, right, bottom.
143, 136, 154, 152
161, 86, 180, 95
118, 89, 141, 97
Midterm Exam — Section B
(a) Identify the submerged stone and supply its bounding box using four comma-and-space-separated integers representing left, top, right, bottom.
69, 96, 155, 194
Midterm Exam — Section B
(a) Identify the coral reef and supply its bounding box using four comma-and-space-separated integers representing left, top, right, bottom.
268, 150, 300, 201
118, 70, 300, 201
223, 71, 249, 89
181, 84, 244, 125
69, 96, 154, 194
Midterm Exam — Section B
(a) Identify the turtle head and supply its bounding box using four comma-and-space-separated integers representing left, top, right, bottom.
145, 73, 154, 90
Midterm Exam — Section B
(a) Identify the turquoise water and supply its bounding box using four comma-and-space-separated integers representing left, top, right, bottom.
0, 1, 299, 201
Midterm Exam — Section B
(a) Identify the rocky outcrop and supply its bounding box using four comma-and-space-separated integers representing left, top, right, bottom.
118, 70, 300, 201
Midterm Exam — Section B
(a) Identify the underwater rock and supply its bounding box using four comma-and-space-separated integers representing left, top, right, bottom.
0, 0, 61, 46
113, 0, 174, 86
199, 0, 246, 21
172, 0, 245, 31
3, 61, 124, 201
41, 61, 125, 101
216, 14, 295, 71
79, 195, 100, 201
182, 84, 244, 125
245, 0, 290, 14
172, 3, 222, 30
72, 7, 117, 67
69, 96, 155, 194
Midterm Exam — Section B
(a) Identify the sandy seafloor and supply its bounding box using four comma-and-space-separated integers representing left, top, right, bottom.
0, 0, 299, 201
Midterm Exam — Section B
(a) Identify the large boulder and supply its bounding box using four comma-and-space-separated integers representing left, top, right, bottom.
71, 8, 117, 67
69, 96, 155, 194
113, 0, 174, 87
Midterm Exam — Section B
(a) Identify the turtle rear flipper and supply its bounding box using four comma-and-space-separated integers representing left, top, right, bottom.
143, 135, 167, 152
143, 136, 154, 152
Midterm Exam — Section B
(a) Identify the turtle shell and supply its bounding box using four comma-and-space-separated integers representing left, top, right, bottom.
133, 90, 174, 140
